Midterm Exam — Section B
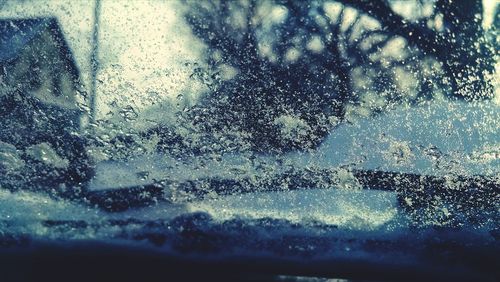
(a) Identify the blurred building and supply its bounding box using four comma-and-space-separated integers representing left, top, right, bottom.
0, 17, 84, 142
0, 18, 91, 191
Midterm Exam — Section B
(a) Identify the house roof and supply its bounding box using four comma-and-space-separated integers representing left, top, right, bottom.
0, 17, 80, 81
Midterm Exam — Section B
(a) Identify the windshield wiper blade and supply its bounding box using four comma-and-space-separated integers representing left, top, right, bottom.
79, 169, 499, 215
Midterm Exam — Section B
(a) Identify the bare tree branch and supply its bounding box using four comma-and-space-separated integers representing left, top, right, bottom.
334, 0, 446, 60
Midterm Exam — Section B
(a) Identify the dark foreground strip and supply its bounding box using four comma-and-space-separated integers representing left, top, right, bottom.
0, 213, 498, 282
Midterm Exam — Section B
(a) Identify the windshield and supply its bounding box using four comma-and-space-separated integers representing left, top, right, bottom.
0, 0, 498, 281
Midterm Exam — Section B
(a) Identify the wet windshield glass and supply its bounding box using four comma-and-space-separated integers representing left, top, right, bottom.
0, 0, 498, 280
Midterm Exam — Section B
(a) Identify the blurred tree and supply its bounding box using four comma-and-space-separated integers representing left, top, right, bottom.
183, 0, 495, 153
341, 0, 495, 99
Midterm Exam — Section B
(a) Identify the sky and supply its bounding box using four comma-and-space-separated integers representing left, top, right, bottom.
0, 0, 498, 121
